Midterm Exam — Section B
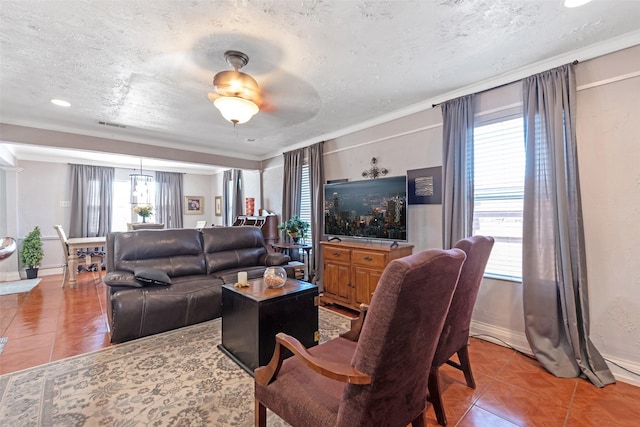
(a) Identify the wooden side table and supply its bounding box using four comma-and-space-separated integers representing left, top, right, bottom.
218, 278, 319, 375
271, 242, 312, 277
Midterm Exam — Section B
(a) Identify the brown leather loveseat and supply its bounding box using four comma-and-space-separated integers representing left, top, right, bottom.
104, 226, 291, 343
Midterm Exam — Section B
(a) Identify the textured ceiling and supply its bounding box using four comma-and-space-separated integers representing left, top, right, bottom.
1, 0, 640, 168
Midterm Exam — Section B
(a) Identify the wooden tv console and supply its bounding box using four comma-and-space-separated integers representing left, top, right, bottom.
320, 240, 413, 310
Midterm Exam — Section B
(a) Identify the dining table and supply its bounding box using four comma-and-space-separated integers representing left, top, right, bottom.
66, 236, 106, 288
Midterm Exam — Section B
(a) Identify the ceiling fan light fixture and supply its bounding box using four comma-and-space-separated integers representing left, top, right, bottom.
214, 96, 259, 126
211, 50, 261, 126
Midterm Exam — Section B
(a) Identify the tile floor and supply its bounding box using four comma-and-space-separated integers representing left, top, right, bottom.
1, 273, 639, 426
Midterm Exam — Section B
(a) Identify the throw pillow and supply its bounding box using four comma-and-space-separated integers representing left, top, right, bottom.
134, 267, 172, 286
104, 271, 142, 288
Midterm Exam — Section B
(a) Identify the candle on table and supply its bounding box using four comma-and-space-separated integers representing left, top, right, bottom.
238, 271, 248, 284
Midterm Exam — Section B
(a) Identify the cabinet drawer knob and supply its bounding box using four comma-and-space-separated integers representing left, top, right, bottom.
363, 256, 373, 262
333, 252, 341, 257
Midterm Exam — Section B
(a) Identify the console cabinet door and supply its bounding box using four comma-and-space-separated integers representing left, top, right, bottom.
323, 262, 351, 304
352, 266, 383, 307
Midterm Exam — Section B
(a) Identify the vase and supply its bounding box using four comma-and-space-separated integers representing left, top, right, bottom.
25, 267, 38, 279
142, 216, 146, 223
263, 266, 287, 288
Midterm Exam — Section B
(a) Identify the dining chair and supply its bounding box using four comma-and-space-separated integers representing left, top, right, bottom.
53, 225, 105, 287
428, 235, 495, 425
255, 247, 467, 427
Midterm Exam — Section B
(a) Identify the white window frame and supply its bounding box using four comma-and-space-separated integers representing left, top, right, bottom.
472, 114, 525, 282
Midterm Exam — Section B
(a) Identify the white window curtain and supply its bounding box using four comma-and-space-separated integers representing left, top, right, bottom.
155, 171, 183, 229
69, 164, 114, 238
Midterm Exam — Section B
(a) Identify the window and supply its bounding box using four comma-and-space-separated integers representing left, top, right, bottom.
111, 178, 155, 231
472, 116, 525, 281
299, 164, 313, 244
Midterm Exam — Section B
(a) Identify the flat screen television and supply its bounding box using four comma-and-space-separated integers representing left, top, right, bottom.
324, 176, 407, 242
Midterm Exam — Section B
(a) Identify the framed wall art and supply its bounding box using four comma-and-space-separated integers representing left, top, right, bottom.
185, 196, 204, 215
407, 167, 442, 205
214, 196, 222, 217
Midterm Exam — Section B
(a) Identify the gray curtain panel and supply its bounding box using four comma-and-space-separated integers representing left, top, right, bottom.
281, 148, 304, 239
522, 64, 614, 387
155, 171, 183, 229
232, 169, 243, 220
69, 164, 114, 238
308, 142, 325, 286
222, 169, 243, 226
222, 170, 232, 226
441, 95, 475, 249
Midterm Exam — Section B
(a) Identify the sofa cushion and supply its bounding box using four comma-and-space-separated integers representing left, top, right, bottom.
112, 229, 206, 277
108, 277, 224, 343
134, 267, 172, 286
202, 227, 269, 274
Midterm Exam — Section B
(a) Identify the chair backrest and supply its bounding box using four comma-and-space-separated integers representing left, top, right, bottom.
195, 220, 207, 229
337, 248, 466, 426
129, 223, 165, 230
431, 235, 495, 367
53, 225, 70, 256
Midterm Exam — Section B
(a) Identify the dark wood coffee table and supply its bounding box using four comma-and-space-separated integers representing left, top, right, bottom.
218, 277, 319, 376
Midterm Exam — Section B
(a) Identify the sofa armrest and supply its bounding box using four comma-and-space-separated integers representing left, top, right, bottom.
260, 252, 291, 266
104, 271, 143, 288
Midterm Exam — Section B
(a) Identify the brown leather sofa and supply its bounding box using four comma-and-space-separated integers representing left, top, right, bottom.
104, 226, 291, 343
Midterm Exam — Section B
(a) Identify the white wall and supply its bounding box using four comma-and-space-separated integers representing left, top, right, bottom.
575, 45, 640, 382
262, 45, 640, 385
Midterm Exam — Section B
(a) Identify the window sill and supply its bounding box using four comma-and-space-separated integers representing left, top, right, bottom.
483, 273, 522, 284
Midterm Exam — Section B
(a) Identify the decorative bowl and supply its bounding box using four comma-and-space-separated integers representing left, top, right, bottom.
263, 266, 287, 288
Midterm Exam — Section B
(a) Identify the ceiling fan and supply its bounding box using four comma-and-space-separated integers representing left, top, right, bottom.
207, 50, 264, 126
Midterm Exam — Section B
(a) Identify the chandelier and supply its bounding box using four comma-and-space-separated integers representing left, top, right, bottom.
211, 50, 260, 126
130, 159, 153, 204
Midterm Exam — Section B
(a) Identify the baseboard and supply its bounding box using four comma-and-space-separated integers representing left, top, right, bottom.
469, 319, 532, 355
601, 355, 640, 387
1, 266, 64, 281
0, 271, 21, 282
470, 320, 640, 387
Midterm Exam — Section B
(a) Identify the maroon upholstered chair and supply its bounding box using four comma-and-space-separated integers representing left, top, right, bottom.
254, 248, 467, 427
428, 235, 494, 425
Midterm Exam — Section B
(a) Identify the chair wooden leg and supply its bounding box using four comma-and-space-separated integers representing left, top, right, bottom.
457, 345, 476, 389
255, 399, 266, 427
61, 264, 68, 288
428, 367, 447, 426
410, 410, 426, 427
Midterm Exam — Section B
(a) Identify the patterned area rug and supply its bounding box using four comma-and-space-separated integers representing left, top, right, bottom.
0, 278, 41, 296
0, 307, 351, 426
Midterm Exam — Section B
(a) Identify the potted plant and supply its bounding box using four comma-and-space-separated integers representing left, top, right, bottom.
278, 215, 310, 244
133, 205, 153, 223
21, 226, 44, 279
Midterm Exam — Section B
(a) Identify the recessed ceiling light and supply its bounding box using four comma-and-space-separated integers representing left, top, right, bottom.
564, 0, 592, 8
51, 99, 71, 107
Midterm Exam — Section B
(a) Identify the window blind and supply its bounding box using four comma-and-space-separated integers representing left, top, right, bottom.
473, 116, 525, 281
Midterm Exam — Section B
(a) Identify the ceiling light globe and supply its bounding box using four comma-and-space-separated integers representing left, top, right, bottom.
214, 96, 259, 125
